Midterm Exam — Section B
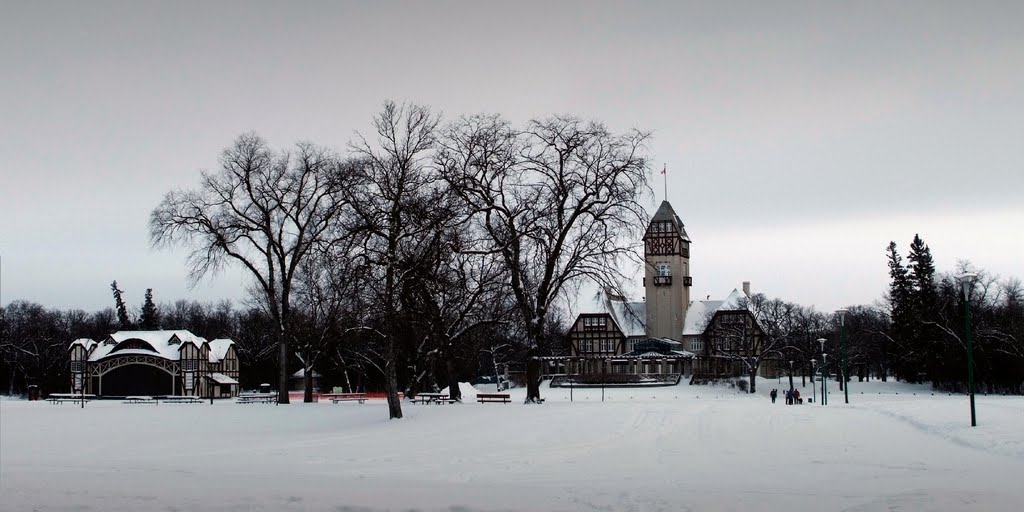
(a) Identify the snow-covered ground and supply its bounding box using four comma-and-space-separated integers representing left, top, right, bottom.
2, 378, 1023, 511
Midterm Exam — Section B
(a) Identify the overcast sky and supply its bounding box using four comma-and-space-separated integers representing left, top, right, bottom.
2, 1, 1022, 315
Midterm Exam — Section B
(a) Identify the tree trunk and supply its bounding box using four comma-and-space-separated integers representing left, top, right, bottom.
277, 336, 290, 404
788, 371, 794, 391
525, 356, 541, 403
446, 357, 461, 402
303, 353, 313, 403
385, 338, 402, 419
749, 367, 757, 393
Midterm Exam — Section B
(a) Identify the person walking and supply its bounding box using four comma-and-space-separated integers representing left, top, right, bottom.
785, 388, 792, 405
793, 388, 801, 404
770, 388, 777, 403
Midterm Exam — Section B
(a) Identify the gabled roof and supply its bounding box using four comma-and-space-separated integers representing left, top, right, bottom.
682, 300, 724, 336
69, 338, 97, 351
646, 201, 690, 242
718, 288, 751, 312
606, 297, 646, 338
208, 339, 235, 362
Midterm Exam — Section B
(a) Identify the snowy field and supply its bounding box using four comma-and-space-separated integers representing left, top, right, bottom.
2, 379, 1023, 512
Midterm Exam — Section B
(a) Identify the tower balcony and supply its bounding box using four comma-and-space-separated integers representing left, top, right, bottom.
683, 276, 692, 287
653, 276, 672, 286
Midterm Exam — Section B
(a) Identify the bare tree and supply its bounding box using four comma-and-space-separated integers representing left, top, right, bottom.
150, 134, 352, 403
438, 114, 651, 402
347, 101, 442, 419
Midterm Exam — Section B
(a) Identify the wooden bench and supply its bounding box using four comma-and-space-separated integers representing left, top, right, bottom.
411, 393, 449, 404
476, 393, 511, 404
47, 393, 95, 404
160, 396, 204, 404
322, 393, 368, 404
124, 396, 157, 404
236, 393, 277, 404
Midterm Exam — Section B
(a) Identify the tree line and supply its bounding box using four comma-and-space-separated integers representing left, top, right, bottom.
4, 102, 1021, 413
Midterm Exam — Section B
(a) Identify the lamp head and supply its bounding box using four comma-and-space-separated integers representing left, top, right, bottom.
956, 272, 978, 301
811, 359, 817, 367
836, 309, 849, 326
817, 337, 827, 350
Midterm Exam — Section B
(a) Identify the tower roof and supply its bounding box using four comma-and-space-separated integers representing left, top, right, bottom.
648, 201, 690, 241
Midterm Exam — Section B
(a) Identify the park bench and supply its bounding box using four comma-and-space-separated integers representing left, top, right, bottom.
47, 393, 95, 404
160, 396, 204, 404
476, 393, 511, 404
124, 396, 157, 404
322, 393, 368, 404
411, 393, 450, 404
236, 393, 277, 404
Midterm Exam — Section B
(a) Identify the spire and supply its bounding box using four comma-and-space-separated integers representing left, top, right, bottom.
648, 201, 690, 241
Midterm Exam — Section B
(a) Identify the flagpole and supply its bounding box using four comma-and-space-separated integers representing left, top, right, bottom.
663, 163, 667, 201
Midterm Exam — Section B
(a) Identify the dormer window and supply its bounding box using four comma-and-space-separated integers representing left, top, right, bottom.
168, 335, 181, 345
583, 316, 607, 330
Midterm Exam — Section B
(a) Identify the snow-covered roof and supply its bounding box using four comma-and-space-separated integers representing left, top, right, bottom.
87, 330, 209, 362
291, 369, 322, 379
209, 373, 239, 385
606, 298, 646, 338
208, 339, 234, 362
682, 300, 724, 336
718, 288, 750, 312
69, 338, 97, 351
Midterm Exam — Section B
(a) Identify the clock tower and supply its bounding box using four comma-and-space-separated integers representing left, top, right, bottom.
643, 200, 691, 341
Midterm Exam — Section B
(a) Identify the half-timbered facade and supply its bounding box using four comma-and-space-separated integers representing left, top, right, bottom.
561, 199, 774, 383
68, 331, 240, 397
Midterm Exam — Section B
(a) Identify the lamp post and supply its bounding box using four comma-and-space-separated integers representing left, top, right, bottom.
956, 272, 979, 427
818, 338, 827, 406
836, 309, 849, 404
788, 360, 794, 393
810, 359, 817, 404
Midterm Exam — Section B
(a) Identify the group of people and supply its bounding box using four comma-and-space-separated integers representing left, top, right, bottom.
769, 388, 802, 404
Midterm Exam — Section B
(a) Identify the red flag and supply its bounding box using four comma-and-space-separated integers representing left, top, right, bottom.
660, 164, 666, 175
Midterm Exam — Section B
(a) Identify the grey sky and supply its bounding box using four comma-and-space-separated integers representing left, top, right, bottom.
2, 1, 1022, 314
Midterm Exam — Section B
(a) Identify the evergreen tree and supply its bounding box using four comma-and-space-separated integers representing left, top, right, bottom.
140, 288, 160, 330
907, 234, 939, 382
907, 234, 938, 314
110, 280, 133, 329
886, 241, 912, 379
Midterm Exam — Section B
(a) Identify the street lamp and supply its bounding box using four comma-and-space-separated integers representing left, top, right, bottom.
956, 272, 979, 427
810, 359, 817, 404
788, 360, 794, 393
818, 338, 827, 406
836, 309, 849, 404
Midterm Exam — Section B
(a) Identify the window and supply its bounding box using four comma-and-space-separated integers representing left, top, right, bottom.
182, 360, 197, 372
583, 316, 607, 330
601, 339, 613, 352
70, 361, 83, 372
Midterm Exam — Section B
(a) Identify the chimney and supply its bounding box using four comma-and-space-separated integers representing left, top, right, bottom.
742, 281, 751, 296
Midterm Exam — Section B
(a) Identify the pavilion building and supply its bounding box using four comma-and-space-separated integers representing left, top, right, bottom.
69, 330, 240, 397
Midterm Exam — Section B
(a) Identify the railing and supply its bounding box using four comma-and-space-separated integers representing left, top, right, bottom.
653, 275, 672, 286
683, 276, 692, 286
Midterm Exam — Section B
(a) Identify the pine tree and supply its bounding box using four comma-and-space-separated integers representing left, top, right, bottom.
140, 288, 160, 330
886, 242, 913, 380
907, 234, 938, 315
886, 242, 912, 376
110, 280, 133, 330
907, 234, 939, 382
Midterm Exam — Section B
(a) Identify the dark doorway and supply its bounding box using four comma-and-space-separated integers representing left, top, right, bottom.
102, 363, 173, 396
